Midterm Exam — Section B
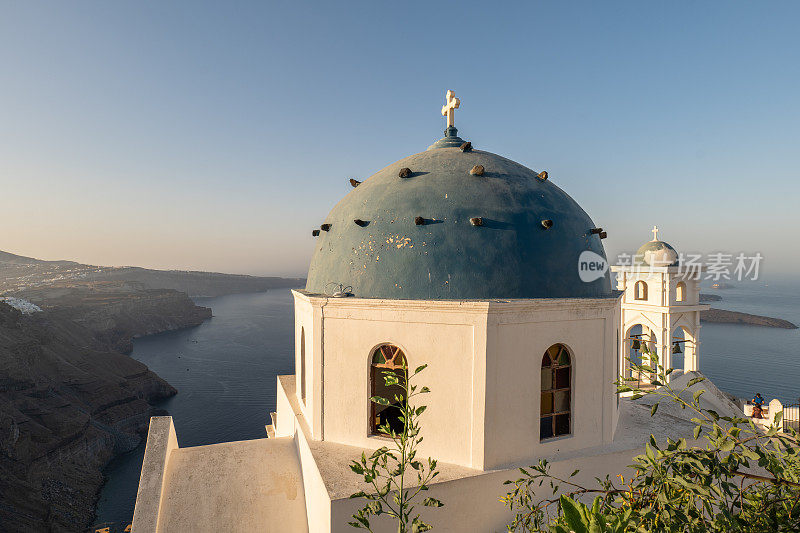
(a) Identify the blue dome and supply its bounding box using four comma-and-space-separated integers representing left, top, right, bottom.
305, 140, 612, 300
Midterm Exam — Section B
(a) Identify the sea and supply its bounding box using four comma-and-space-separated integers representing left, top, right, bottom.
93, 280, 800, 528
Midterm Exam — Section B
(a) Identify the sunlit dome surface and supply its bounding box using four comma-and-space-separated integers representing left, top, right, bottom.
635, 239, 679, 267
305, 129, 611, 300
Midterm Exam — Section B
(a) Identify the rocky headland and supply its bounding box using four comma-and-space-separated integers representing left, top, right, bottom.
0, 250, 305, 532
697, 293, 796, 328
0, 284, 212, 532
701, 308, 798, 329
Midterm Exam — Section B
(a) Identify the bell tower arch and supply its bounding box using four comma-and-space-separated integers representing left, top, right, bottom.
611, 227, 710, 386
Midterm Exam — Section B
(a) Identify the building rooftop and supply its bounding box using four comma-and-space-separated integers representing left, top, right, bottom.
154, 437, 308, 533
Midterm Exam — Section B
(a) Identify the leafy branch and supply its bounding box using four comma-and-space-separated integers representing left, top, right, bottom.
502, 352, 800, 532
349, 363, 443, 533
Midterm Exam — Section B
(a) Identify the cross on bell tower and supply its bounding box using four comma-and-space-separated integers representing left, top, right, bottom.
441, 90, 460, 128
651, 225, 659, 241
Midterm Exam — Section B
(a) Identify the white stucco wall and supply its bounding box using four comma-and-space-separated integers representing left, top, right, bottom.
298, 292, 488, 468
484, 298, 620, 469
292, 291, 622, 471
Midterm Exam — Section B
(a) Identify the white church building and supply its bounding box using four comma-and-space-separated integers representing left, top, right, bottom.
130, 92, 738, 533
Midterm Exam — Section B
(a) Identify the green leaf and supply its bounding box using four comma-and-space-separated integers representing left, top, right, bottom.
650, 403, 659, 417
687, 377, 706, 387
370, 396, 391, 406
422, 497, 444, 507
560, 495, 588, 533
414, 364, 428, 374
693, 425, 702, 439
645, 444, 656, 461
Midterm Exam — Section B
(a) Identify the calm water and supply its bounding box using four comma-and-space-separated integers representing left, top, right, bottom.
94, 282, 800, 527
94, 289, 295, 527
697, 280, 800, 404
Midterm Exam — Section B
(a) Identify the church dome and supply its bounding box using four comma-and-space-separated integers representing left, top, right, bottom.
305, 130, 611, 301
635, 239, 679, 267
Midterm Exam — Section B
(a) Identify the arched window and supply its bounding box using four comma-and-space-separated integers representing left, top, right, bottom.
541, 344, 571, 440
634, 281, 648, 301
300, 327, 306, 404
676, 282, 686, 302
370, 344, 407, 436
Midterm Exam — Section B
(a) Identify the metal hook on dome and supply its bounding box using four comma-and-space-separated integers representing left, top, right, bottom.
537, 171, 548, 181
414, 216, 426, 226
326, 282, 353, 298
470, 217, 484, 226
320, 223, 332, 232
312, 229, 320, 237
470, 165, 485, 176
460, 141, 472, 152
349, 178, 361, 188
541, 219, 553, 229
398, 168, 412, 178
354, 219, 369, 227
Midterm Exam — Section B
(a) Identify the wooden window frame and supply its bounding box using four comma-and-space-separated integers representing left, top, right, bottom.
540, 344, 572, 441
369, 344, 407, 437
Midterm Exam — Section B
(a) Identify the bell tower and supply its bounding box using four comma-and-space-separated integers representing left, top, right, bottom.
611, 227, 710, 385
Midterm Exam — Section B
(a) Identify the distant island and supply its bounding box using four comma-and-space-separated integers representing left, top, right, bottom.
701, 308, 797, 329
0, 250, 304, 531
696, 292, 797, 329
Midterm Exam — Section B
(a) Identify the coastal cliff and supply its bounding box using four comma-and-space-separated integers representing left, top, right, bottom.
0, 286, 210, 532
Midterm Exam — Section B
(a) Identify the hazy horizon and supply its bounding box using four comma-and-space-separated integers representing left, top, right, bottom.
3, 2, 798, 279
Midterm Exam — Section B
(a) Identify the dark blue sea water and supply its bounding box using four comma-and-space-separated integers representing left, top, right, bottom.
93, 282, 800, 528
93, 289, 295, 528
697, 280, 800, 404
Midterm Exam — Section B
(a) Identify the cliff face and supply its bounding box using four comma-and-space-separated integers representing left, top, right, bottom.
0, 285, 210, 532
16, 283, 212, 353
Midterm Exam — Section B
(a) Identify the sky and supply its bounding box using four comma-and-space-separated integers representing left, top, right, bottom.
1, 1, 798, 278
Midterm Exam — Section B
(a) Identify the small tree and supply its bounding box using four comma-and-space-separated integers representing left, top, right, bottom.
502, 354, 800, 532
349, 362, 443, 533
